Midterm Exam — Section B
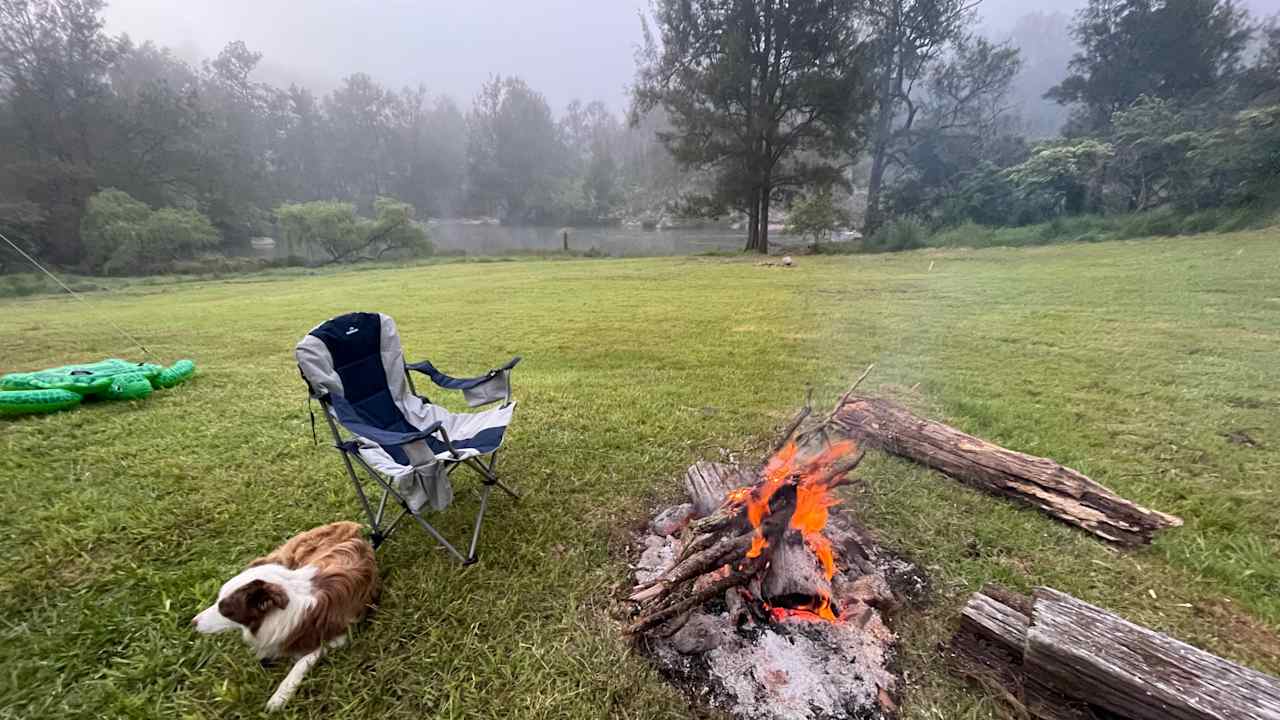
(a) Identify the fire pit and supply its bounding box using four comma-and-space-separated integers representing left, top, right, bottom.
623, 431, 923, 720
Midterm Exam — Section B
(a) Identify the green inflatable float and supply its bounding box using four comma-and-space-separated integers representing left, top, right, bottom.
0, 358, 196, 416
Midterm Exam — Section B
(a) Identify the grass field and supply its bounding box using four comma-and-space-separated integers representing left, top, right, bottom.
2, 230, 1279, 719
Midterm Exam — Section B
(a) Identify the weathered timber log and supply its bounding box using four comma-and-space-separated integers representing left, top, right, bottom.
1026, 587, 1280, 720
950, 586, 1280, 720
684, 462, 752, 517
950, 588, 1090, 720
762, 531, 832, 609
829, 396, 1181, 546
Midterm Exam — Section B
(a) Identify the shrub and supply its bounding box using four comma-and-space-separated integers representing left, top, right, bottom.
867, 218, 927, 252
276, 197, 432, 263
929, 222, 996, 248
80, 189, 222, 275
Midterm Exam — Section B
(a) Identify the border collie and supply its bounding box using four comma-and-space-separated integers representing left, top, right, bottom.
193, 521, 379, 711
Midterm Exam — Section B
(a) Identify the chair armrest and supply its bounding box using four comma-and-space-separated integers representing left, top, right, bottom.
326, 392, 444, 447
406, 356, 521, 391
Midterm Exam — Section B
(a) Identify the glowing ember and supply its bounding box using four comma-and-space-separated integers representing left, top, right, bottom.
768, 597, 838, 623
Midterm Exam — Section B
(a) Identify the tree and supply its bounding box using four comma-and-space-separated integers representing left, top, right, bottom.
786, 189, 849, 248
195, 41, 285, 246
389, 88, 468, 218
275, 197, 430, 264
1047, 0, 1252, 133
1005, 139, 1115, 217
98, 39, 205, 209
1108, 95, 1200, 210
1004, 11, 1076, 138
0, 0, 122, 264
883, 35, 1024, 222
562, 100, 623, 220
1240, 17, 1280, 105
324, 73, 396, 206
465, 76, 567, 223
633, 0, 872, 253
859, 0, 977, 235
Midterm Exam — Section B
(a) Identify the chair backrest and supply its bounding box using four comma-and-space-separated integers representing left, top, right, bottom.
296, 312, 417, 434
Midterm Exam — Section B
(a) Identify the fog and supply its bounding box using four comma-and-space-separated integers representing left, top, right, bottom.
102, 0, 1278, 115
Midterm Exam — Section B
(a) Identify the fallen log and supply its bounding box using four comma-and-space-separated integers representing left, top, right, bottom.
950, 588, 1097, 720
950, 586, 1280, 720
827, 396, 1181, 546
1027, 587, 1280, 720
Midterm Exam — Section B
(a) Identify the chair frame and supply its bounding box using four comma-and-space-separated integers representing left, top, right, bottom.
315, 363, 520, 565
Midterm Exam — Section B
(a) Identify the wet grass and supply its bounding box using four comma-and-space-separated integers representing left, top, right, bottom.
1, 229, 1278, 718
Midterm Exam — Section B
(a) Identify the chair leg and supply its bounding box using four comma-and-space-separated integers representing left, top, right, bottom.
408, 512, 470, 564
465, 485, 493, 564
464, 455, 522, 500
341, 450, 380, 531
344, 448, 519, 565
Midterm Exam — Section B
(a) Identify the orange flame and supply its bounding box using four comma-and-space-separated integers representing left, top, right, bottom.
720, 439, 859, 624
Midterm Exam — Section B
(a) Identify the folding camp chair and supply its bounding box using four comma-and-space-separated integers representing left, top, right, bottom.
296, 311, 520, 565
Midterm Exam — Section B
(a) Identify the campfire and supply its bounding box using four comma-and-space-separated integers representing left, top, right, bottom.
624, 420, 919, 720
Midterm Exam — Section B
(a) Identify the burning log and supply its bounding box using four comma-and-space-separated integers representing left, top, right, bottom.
761, 531, 832, 614
950, 586, 1280, 720
827, 396, 1182, 546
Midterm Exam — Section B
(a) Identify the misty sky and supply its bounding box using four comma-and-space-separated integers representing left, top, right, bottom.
103, 0, 1279, 115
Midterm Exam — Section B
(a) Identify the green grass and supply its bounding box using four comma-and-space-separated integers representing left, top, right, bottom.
2, 230, 1279, 719
927, 204, 1280, 251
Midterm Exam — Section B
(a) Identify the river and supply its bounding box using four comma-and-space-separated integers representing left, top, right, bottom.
252, 222, 802, 259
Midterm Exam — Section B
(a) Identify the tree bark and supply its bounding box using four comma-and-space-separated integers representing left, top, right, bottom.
863, 15, 899, 237
827, 396, 1181, 546
758, 181, 771, 254
744, 186, 759, 252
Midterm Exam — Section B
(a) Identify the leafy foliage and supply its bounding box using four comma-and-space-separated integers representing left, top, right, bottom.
1005, 139, 1115, 217
80, 188, 220, 274
866, 216, 927, 252
276, 197, 431, 264
785, 190, 850, 248
1047, 0, 1252, 133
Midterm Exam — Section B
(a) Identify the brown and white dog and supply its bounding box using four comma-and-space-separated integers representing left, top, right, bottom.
193, 521, 379, 711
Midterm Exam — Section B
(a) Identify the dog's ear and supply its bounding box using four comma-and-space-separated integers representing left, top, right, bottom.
246, 579, 290, 611
218, 579, 289, 633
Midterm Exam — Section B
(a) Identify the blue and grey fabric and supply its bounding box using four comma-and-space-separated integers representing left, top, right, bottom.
296, 311, 521, 564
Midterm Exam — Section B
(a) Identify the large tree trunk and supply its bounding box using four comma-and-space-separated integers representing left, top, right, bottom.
747, 187, 761, 252
863, 31, 897, 237
951, 586, 1280, 720
828, 396, 1181, 546
758, 181, 771, 254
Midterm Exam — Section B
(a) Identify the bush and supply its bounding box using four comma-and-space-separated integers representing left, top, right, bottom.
1115, 208, 1182, 239
80, 189, 222, 275
866, 218, 927, 252
928, 222, 996, 248
276, 197, 432, 263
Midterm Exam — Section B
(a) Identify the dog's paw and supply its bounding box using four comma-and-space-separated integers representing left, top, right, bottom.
265, 693, 288, 712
